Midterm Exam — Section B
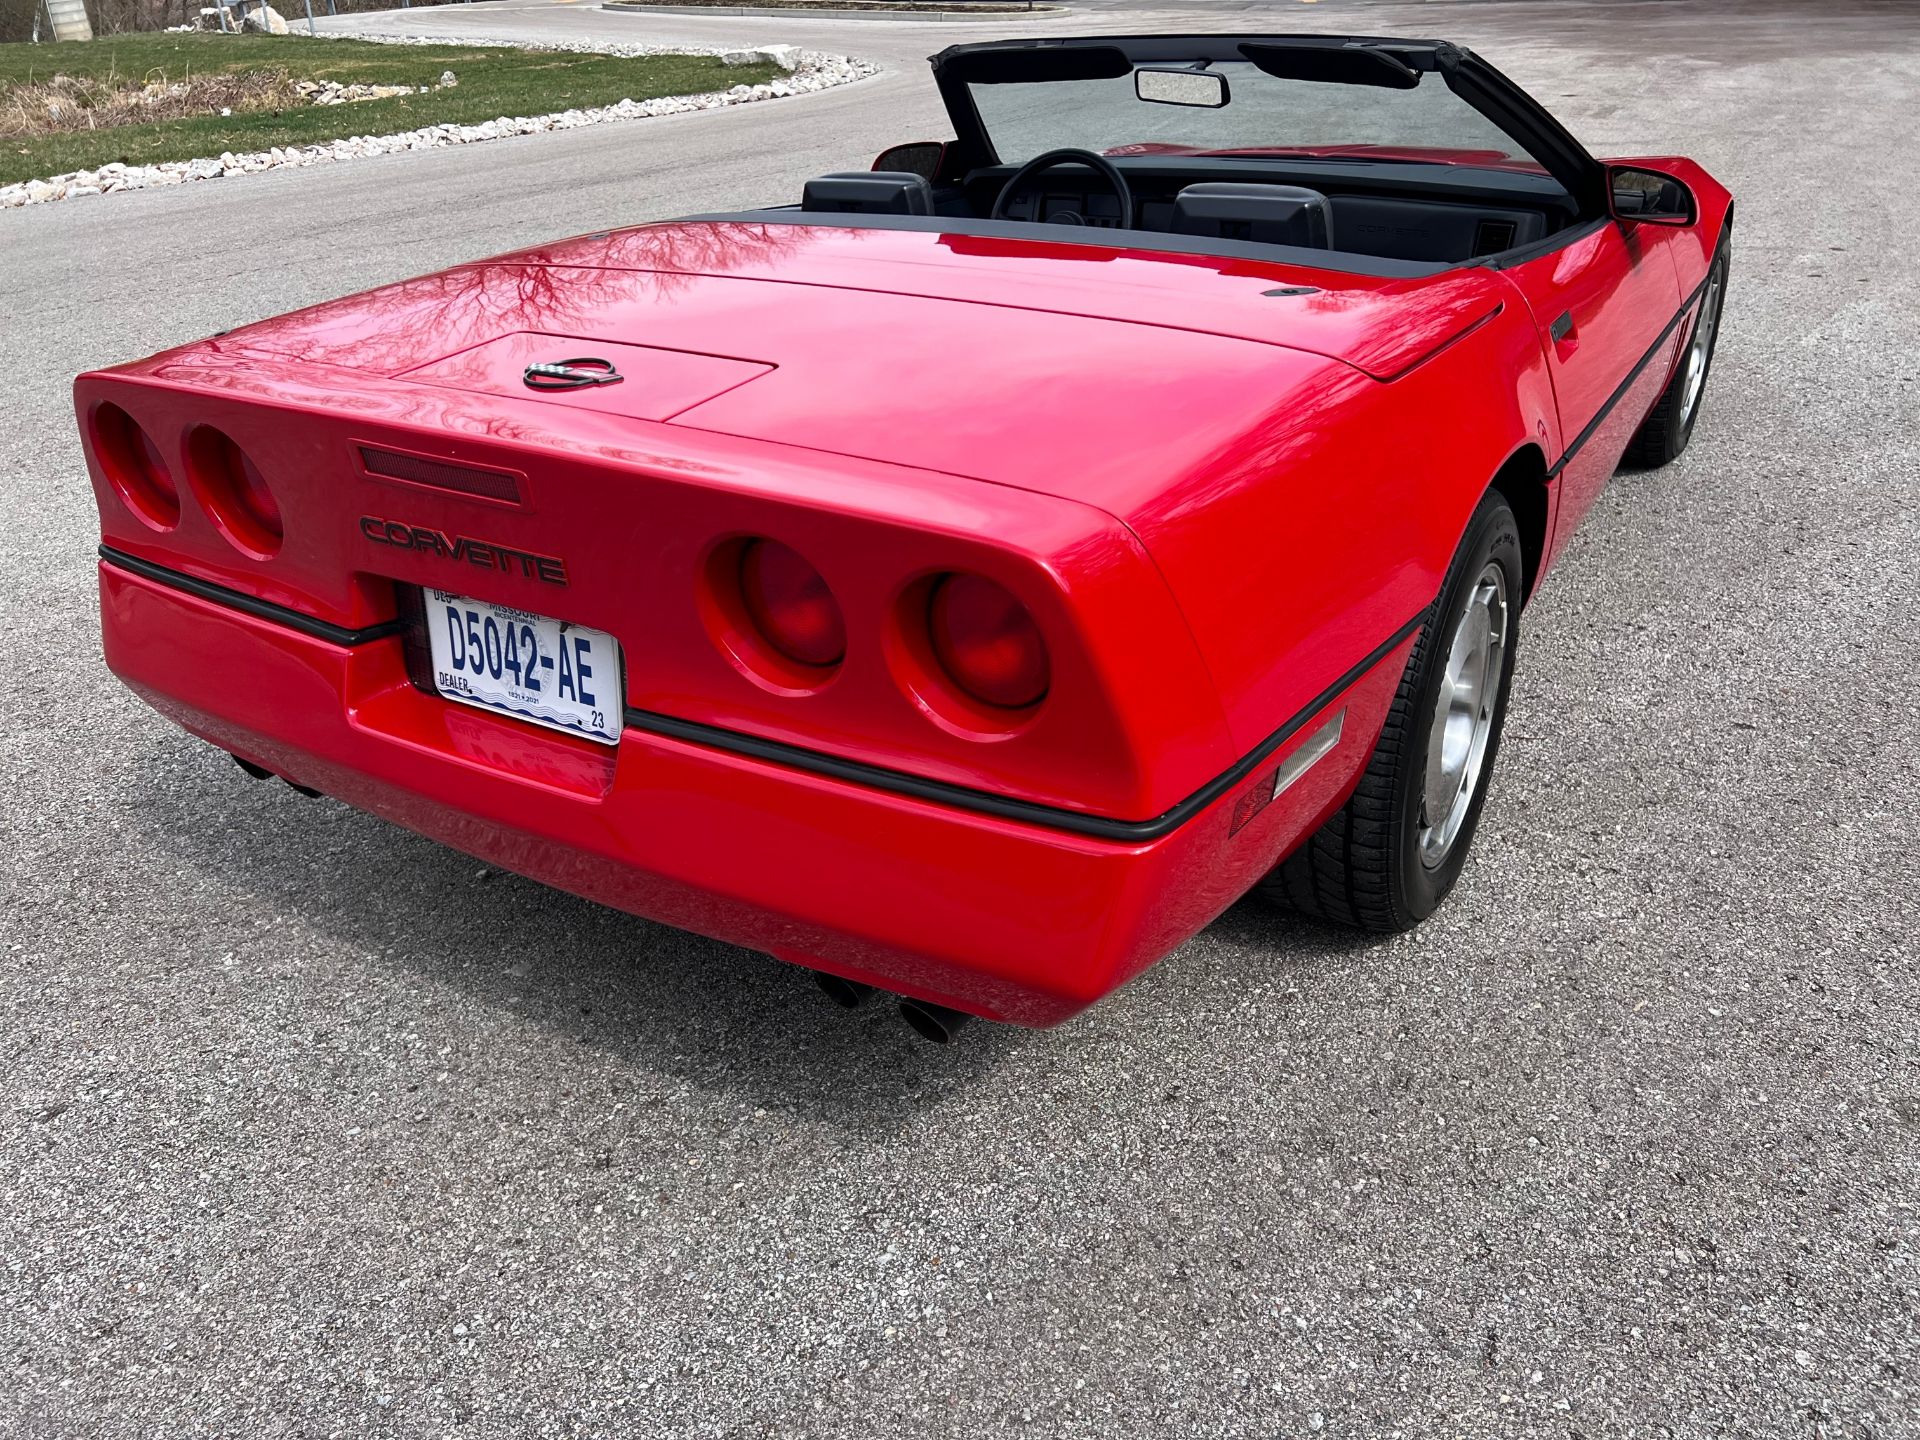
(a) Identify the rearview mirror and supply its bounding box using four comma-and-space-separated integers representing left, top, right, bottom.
1608, 165, 1696, 226
872, 141, 947, 182
1135, 67, 1229, 109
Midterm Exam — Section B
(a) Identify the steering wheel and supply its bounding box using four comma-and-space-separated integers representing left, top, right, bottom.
990, 147, 1136, 230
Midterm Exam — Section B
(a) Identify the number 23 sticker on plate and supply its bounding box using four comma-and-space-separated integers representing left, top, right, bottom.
425, 589, 623, 745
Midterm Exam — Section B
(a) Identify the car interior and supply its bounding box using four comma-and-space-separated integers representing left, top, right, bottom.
798, 156, 1580, 269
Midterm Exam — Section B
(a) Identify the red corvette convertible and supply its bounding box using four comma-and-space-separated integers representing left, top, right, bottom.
77, 35, 1731, 1038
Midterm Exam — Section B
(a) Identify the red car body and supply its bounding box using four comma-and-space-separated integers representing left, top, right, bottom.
76, 35, 1731, 1029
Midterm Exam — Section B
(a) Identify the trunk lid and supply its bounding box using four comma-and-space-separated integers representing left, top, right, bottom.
221, 220, 1502, 516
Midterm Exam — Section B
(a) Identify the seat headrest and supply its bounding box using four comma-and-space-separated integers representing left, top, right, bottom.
802, 171, 936, 216
1170, 183, 1335, 249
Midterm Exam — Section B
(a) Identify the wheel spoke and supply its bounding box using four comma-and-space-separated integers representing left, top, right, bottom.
1418, 566, 1509, 868
1680, 257, 1726, 426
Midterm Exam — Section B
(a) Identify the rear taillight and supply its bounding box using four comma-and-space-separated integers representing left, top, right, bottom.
188, 427, 282, 558
927, 573, 1049, 710
739, 539, 845, 668
93, 403, 180, 531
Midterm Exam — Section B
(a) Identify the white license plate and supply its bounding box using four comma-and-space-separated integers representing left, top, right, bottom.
424, 589, 622, 745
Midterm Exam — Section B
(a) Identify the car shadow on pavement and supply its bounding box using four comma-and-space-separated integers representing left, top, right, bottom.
1202, 896, 1393, 964
124, 750, 1042, 1139
123, 735, 1395, 1137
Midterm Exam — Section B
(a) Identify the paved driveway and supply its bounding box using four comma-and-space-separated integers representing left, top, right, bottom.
3, 2, 1916, 1435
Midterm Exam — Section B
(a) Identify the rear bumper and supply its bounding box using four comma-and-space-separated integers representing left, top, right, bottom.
100, 558, 1408, 1027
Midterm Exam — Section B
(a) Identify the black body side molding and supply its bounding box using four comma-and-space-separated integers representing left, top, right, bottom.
1545, 261, 1716, 480
99, 547, 403, 647
624, 612, 1428, 842
99, 548, 1425, 844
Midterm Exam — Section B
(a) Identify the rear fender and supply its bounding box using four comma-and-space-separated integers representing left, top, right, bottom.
1122, 300, 1558, 756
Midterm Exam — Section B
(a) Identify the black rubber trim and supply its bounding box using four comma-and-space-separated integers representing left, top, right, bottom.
99, 547, 403, 647
1545, 261, 1715, 480
103, 543, 1423, 841
1473, 216, 1607, 272
625, 610, 1428, 842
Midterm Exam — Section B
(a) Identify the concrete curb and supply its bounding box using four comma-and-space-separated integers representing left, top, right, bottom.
602, 3, 1063, 22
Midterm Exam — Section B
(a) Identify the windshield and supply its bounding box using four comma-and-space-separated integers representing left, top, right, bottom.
967, 57, 1547, 176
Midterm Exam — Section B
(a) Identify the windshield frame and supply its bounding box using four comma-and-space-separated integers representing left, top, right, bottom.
929, 33, 1607, 217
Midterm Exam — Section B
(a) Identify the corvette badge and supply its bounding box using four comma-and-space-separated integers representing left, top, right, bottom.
523, 358, 624, 391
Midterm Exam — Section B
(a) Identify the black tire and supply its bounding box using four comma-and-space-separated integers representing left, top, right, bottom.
1258, 490, 1523, 932
1624, 232, 1731, 469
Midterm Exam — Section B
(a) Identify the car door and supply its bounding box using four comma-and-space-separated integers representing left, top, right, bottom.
1501, 219, 1681, 568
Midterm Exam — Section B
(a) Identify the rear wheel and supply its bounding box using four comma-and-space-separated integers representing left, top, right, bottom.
1625, 233, 1730, 468
1258, 490, 1523, 931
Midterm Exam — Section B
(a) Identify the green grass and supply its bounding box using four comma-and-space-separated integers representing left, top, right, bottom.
1, 34, 775, 184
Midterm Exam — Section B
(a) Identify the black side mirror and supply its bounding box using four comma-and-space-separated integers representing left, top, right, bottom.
1608, 165, 1696, 226
872, 142, 948, 183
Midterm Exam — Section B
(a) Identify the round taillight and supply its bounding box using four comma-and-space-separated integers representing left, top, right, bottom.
739, 539, 845, 668
188, 427, 282, 558
94, 403, 180, 531
927, 573, 1049, 709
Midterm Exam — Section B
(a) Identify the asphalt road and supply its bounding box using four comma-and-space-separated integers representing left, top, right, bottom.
4, 2, 1918, 1436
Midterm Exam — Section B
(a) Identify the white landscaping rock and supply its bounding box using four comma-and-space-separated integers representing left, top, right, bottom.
0, 39, 875, 211
297, 77, 428, 105
239, 2, 289, 34
722, 46, 803, 71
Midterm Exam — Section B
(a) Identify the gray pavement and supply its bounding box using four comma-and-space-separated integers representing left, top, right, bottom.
3, 2, 1918, 1436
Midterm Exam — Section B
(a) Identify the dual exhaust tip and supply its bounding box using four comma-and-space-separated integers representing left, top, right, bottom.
233, 752, 320, 798
813, 971, 973, 1044
235, 752, 973, 1040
